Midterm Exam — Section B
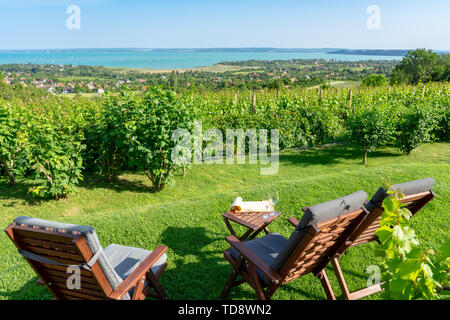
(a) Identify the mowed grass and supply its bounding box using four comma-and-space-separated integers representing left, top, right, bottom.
0, 143, 448, 300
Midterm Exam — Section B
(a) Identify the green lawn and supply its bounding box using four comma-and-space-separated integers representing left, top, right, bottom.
0, 143, 448, 300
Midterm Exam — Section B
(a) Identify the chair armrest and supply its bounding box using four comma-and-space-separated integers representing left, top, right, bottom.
109, 245, 167, 300
287, 217, 299, 227
226, 236, 282, 284
288, 206, 308, 227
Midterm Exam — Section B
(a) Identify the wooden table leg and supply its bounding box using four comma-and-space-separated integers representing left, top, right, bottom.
239, 229, 254, 241
223, 217, 237, 237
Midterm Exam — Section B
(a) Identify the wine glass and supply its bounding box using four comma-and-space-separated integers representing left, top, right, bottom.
263, 192, 279, 218
267, 191, 279, 208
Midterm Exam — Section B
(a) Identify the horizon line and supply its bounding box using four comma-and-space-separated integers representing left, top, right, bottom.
0, 47, 448, 52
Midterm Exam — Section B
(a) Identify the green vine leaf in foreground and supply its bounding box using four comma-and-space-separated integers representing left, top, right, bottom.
375, 188, 449, 300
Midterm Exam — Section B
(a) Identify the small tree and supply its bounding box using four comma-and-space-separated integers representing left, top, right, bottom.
395, 105, 438, 155
391, 49, 445, 84
126, 87, 192, 191
362, 74, 386, 87
347, 107, 395, 164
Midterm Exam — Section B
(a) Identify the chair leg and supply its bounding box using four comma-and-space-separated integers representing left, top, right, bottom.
132, 276, 146, 300
265, 282, 280, 300
247, 262, 266, 300
146, 271, 168, 300
331, 256, 383, 300
317, 270, 336, 300
348, 283, 383, 300
331, 256, 351, 300
221, 268, 240, 299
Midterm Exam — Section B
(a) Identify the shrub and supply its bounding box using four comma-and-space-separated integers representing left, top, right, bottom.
0, 103, 32, 185
29, 114, 85, 200
121, 87, 192, 191
430, 95, 449, 141
395, 104, 439, 155
346, 107, 395, 164
97, 93, 136, 181
362, 74, 386, 87
275, 98, 343, 149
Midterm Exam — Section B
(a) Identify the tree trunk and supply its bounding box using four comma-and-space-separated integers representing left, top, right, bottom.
363, 151, 368, 165
7, 170, 15, 186
2, 160, 16, 186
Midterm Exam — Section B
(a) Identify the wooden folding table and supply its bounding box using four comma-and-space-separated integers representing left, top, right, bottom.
222, 211, 281, 241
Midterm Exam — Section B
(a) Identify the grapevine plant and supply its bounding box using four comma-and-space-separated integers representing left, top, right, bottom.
0, 103, 32, 186
375, 189, 450, 299
29, 119, 85, 200
0, 82, 449, 200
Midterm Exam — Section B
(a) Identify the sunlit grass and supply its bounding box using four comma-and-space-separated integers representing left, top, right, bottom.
0, 142, 448, 300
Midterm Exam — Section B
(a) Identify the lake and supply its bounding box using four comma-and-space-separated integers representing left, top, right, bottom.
0, 49, 403, 70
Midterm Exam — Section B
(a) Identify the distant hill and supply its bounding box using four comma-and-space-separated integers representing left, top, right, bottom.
0, 48, 337, 54
327, 49, 409, 56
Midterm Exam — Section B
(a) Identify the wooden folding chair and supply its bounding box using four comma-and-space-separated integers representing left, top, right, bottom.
321, 178, 435, 300
5, 216, 169, 300
221, 191, 368, 300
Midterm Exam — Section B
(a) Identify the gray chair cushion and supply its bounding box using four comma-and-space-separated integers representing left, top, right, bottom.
272, 190, 367, 271
104, 244, 167, 298
295, 190, 368, 230
104, 243, 167, 280
229, 233, 288, 287
366, 177, 435, 212
13, 216, 127, 299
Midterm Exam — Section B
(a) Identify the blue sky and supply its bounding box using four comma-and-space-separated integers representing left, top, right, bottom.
0, 0, 449, 50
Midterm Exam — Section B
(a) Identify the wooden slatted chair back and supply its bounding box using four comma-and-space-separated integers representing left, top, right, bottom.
347, 190, 435, 248
5, 222, 114, 300
278, 208, 367, 284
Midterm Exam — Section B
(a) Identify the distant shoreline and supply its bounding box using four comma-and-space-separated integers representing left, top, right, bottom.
0, 48, 411, 70
327, 49, 410, 56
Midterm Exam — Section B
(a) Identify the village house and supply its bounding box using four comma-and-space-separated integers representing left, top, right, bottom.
87, 82, 96, 90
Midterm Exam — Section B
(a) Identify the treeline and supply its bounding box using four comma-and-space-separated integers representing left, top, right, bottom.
1, 81, 448, 200
0, 58, 397, 93
391, 49, 450, 84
